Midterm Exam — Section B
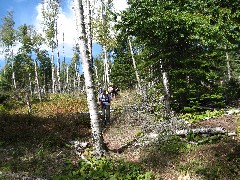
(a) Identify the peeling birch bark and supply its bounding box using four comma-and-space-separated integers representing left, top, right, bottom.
74, 0, 105, 157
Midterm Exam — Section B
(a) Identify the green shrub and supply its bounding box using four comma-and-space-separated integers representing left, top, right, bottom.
0, 104, 7, 112
180, 109, 224, 123
55, 157, 153, 179
223, 78, 240, 104
0, 92, 9, 104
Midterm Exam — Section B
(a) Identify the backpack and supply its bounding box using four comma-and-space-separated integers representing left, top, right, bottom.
101, 94, 110, 103
98, 87, 103, 94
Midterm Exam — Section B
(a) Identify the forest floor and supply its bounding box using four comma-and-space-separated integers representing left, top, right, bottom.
103, 94, 240, 179
0, 92, 239, 179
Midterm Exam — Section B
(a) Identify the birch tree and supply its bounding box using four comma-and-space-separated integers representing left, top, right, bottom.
225, 46, 232, 81
92, 0, 115, 87
73, 0, 105, 157
0, 11, 17, 89
55, 20, 61, 92
41, 0, 60, 93
85, 0, 93, 66
128, 36, 142, 94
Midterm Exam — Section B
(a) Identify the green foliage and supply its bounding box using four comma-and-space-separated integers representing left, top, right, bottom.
158, 136, 193, 154
111, 34, 137, 90
118, 0, 240, 111
186, 132, 224, 145
180, 109, 224, 123
223, 78, 240, 104
55, 157, 153, 180
0, 104, 7, 112
0, 76, 11, 92
0, 11, 16, 48
199, 93, 225, 109
0, 92, 9, 104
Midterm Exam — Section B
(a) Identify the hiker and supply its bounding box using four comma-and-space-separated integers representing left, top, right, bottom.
108, 84, 119, 98
108, 85, 113, 97
111, 84, 119, 98
97, 82, 103, 99
98, 89, 112, 126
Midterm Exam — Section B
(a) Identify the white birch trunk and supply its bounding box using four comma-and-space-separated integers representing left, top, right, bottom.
26, 93, 32, 114
12, 62, 16, 89
128, 36, 142, 94
160, 60, 171, 119
66, 65, 69, 93
225, 46, 231, 81
51, 46, 55, 93
74, 0, 104, 157
103, 45, 110, 87
162, 71, 171, 118
62, 32, 67, 92
28, 72, 33, 96
77, 73, 81, 90
74, 62, 78, 90
43, 73, 46, 94
56, 20, 61, 92
11, 50, 16, 89
34, 59, 42, 101
86, 0, 93, 66
95, 66, 99, 82
101, 1, 110, 88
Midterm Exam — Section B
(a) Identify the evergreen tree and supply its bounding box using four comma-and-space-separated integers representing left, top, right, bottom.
118, 0, 240, 111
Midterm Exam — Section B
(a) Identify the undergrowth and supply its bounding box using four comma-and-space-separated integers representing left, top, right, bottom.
180, 109, 224, 123
55, 157, 153, 179
0, 92, 239, 179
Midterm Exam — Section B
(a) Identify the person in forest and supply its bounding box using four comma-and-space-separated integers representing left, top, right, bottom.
108, 84, 113, 96
111, 84, 119, 98
97, 82, 103, 99
98, 89, 112, 126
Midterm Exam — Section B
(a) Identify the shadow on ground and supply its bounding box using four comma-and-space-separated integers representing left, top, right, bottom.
140, 136, 240, 179
0, 112, 91, 178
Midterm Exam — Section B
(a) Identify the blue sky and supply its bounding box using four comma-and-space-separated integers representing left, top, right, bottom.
0, 0, 128, 70
0, 0, 39, 27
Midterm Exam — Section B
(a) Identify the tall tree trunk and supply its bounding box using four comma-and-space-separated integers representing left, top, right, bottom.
161, 60, 171, 119
28, 72, 33, 95
51, 46, 55, 93
74, 0, 104, 157
43, 73, 46, 94
103, 45, 110, 88
74, 62, 78, 90
86, 0, 93, 66
225, 46, 231, 81
128, 36, 142, 94
66, 65, 69, 93
11, 50, 16, 89
55, 20, 61, 92
95, 66, 99, 82
34, 59, 42, 101
62, 32, 66, 92
26, 93, 32, 114
101, 0, 110, 88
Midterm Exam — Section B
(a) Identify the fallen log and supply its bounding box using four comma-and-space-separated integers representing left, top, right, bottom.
175, 127, 236, 137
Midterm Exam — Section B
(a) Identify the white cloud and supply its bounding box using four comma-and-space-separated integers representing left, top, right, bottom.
34, 0, 128, 60
17, 0, 128, 63
113, 0, 128, 12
